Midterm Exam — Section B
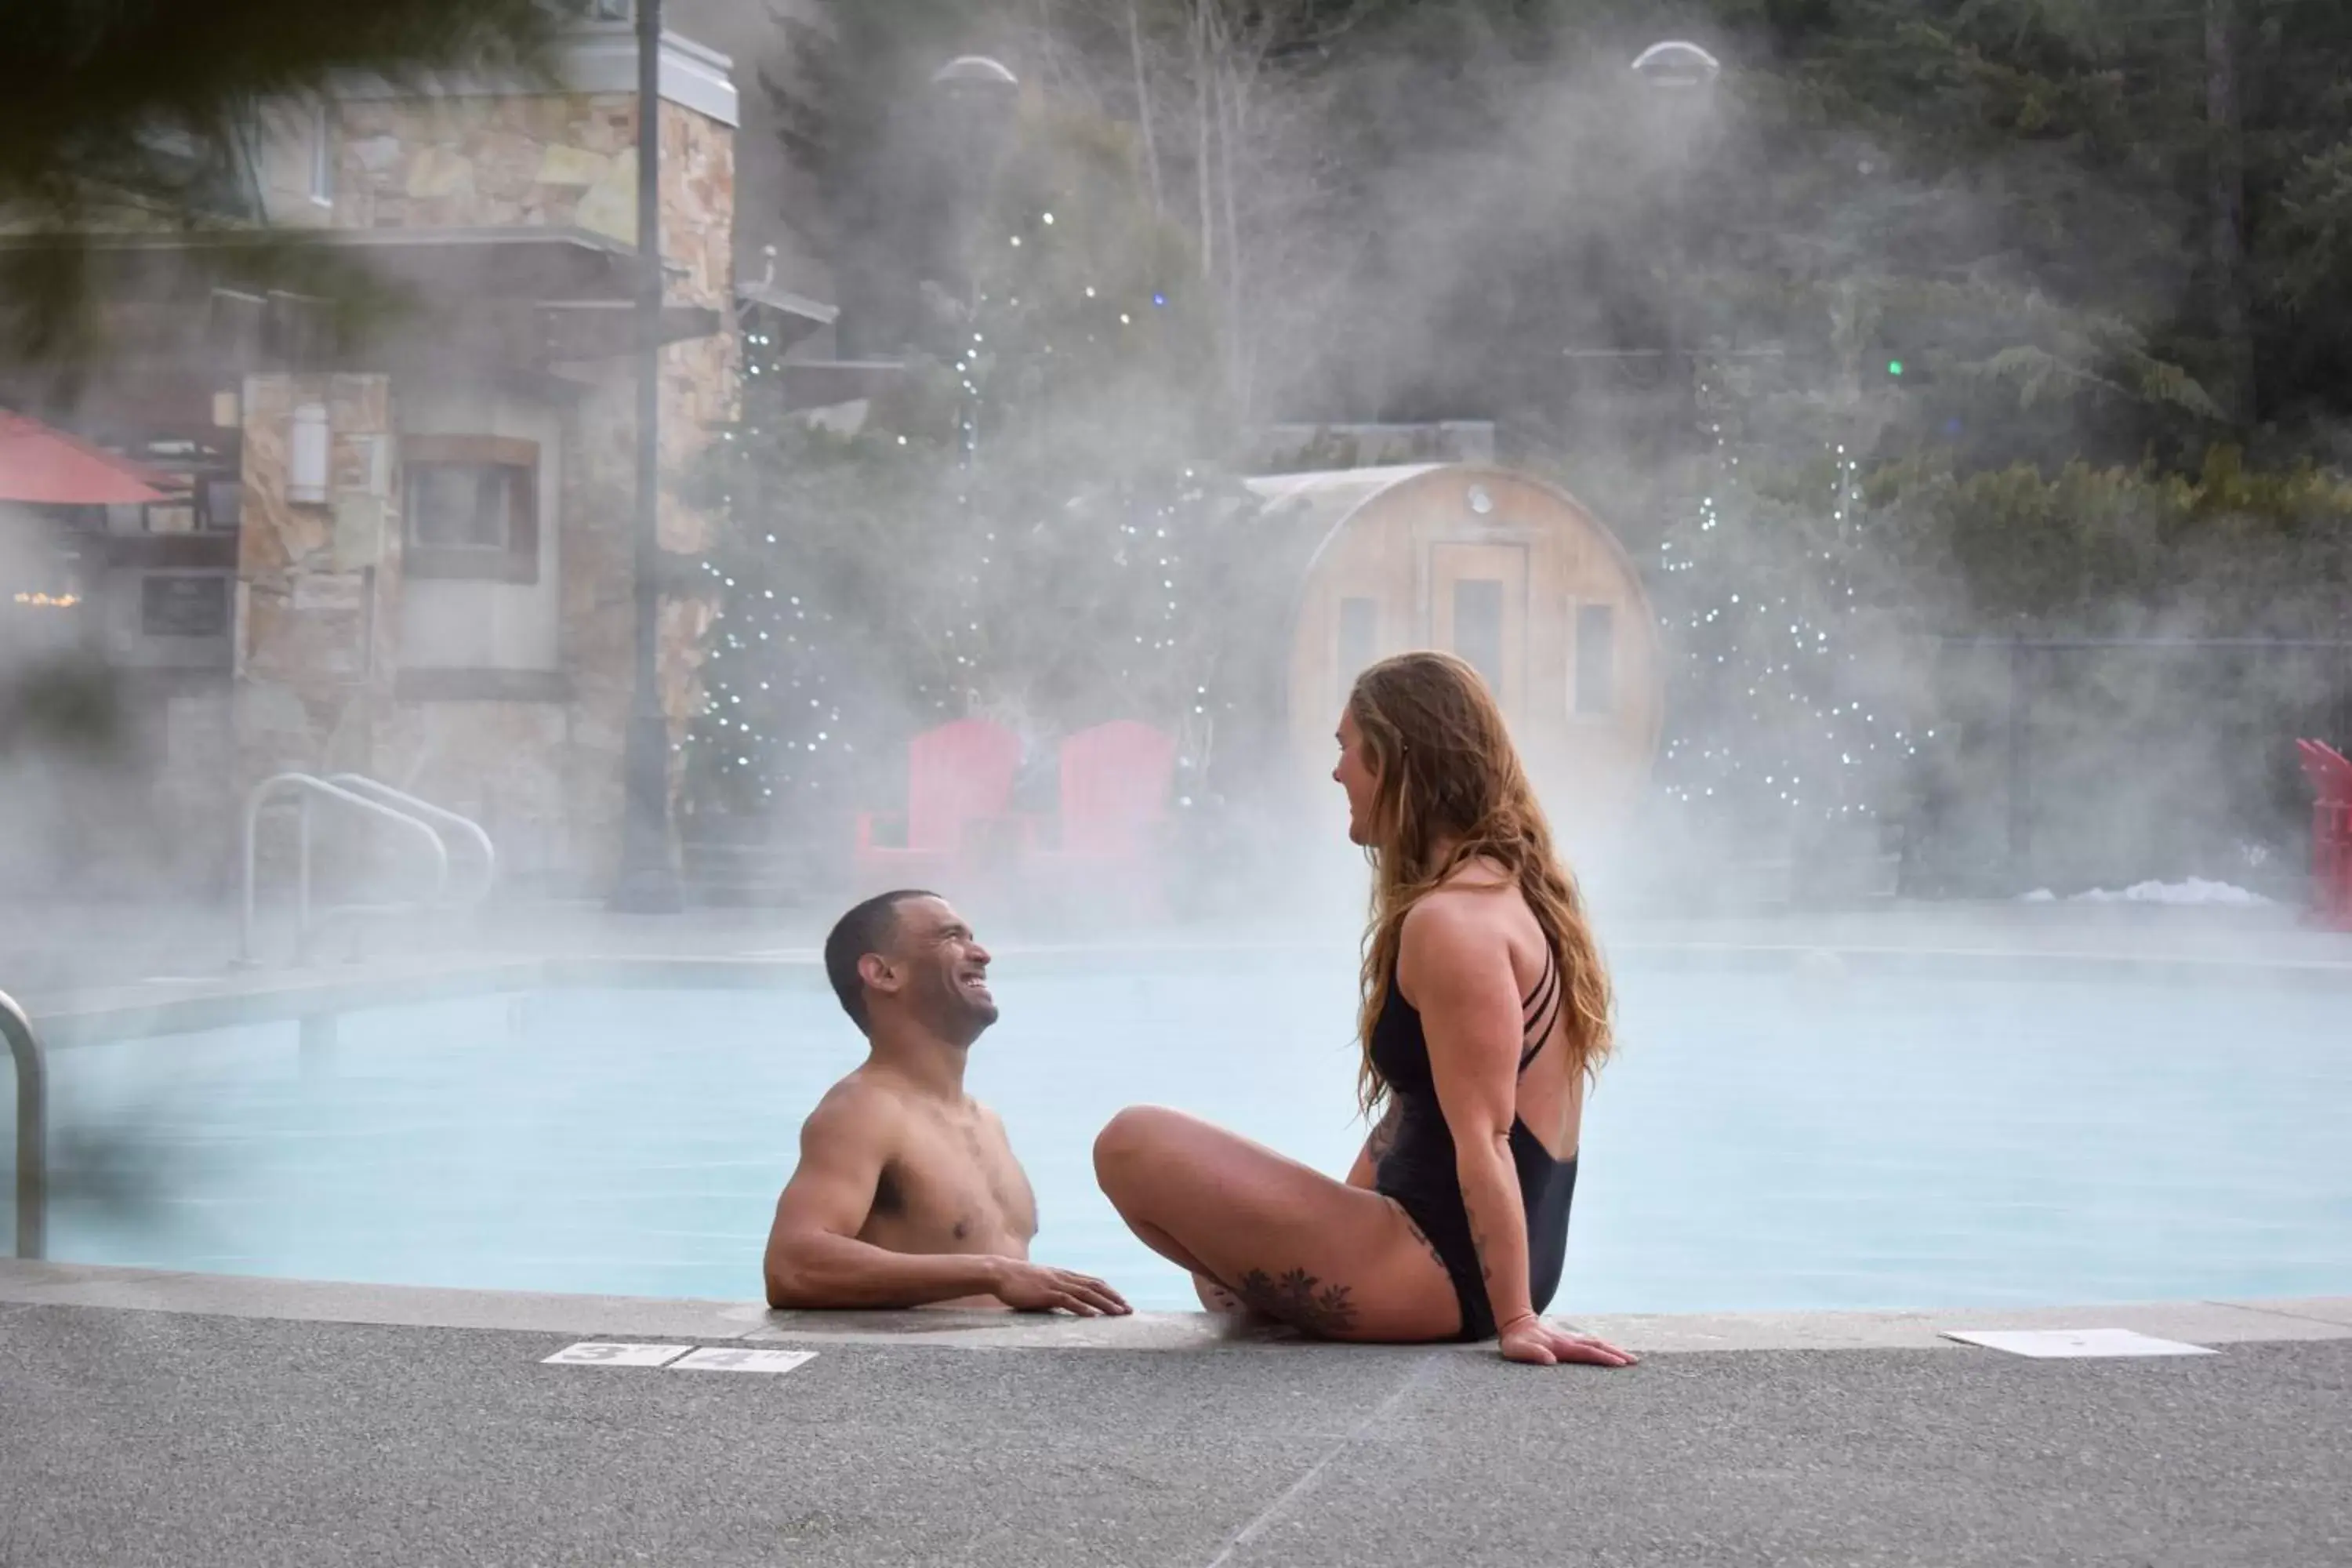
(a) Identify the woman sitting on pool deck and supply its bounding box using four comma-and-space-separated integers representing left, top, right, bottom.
1094, 651, 1635, 1367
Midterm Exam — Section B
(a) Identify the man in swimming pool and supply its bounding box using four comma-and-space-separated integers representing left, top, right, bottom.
762, 890, 1131, 1317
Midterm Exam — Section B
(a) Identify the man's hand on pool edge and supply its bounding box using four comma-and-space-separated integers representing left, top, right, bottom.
1496, 1314, 1638, 1367
989, 1258, 1134, 1316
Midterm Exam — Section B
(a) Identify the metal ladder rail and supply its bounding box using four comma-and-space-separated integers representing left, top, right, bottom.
239, 774, 451, 967
3, 989, 45, 1259
325, 775, 497, 906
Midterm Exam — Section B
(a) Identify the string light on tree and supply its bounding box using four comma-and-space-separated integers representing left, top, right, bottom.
1653, 355, 1918, 834
681, 124, 1248, 841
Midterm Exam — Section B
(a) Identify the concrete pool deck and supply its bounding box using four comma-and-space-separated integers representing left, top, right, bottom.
3, 1262, 2350, 1566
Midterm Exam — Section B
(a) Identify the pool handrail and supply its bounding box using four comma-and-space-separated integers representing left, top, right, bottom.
3, 988, 45, 1259
326, 774, 497, 906
239, 773, 452, 966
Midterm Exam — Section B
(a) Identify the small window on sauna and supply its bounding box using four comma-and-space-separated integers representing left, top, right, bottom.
309, 100, 335, 205
404, 436, 539, 584
1453, 579, 1504, 697
1336, 596, 1378, 703
1574, 603, 1616, 715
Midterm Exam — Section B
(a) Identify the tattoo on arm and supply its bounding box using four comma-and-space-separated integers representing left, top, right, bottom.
1463, 1198, 1494, 1285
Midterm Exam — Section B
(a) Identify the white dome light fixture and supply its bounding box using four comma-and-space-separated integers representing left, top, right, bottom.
1630, 40, 1722, 89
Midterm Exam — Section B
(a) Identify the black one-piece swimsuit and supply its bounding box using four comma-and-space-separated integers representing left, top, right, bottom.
1369, 947, 1579, 1341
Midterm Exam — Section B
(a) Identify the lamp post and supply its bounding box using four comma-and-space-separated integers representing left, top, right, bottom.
1629, 41, 1722, 505
610, 0, 682, 913
927, 56, 1021, 300
930, 56, 1022, 156
926, 56, 1020, 466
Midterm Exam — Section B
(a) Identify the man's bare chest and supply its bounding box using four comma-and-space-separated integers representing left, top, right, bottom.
869, 1112, 1036, 1246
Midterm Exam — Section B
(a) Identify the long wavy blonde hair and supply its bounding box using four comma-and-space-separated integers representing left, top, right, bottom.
1348, 651, 1613, 1116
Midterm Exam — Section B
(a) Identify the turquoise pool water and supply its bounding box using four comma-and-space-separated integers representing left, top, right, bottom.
12, 955, 2351, 1314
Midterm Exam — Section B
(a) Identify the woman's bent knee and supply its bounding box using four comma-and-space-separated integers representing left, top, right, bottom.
1093, 1105, 1187, 1196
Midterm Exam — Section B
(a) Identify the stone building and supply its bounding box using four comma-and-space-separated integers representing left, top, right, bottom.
2, 14, 837, 895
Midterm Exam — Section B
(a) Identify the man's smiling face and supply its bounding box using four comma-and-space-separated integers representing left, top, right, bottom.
888, 895, 998, 1044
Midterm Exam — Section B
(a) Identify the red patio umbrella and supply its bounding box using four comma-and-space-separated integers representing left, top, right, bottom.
0, 408, 176, 506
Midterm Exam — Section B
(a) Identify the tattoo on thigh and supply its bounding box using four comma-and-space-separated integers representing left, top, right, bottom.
1196, 1273, 1247, 1312
1234, 1267, 1359, 1338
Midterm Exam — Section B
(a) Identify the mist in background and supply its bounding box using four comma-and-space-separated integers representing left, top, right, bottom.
679, 0, 2352, 926
4, 0, 2350, 942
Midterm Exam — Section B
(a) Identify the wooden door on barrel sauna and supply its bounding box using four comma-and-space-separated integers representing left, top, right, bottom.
1427, 542, 1529, 717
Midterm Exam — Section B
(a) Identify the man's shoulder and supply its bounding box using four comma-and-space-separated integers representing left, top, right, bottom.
800, 1069, 911, 1145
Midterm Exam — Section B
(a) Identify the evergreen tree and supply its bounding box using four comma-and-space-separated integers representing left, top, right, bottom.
1697, 0, 2227, 463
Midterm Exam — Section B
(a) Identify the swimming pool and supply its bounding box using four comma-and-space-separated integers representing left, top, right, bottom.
12, 951, 2351, 1314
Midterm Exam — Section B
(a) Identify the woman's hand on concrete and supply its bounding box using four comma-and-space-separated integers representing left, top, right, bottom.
1496, 1313, 1636, 1367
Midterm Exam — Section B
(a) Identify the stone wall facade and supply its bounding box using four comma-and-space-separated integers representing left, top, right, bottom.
336, 95, 647, 245
230, 71, 739, 895
234, 372, 402, 783
332, 93, 735, 315
368, 699, 577, 879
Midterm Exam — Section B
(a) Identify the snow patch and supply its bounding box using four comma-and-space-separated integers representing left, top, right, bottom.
2018, 878, 2271, 907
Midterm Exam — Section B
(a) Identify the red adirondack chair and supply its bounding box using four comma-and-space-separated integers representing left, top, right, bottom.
1026, 720, 1178, 920
2295, 739, 2352, 931
852, 719, 1023, 893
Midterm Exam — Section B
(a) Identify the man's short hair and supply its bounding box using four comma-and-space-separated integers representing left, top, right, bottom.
824, 890, 938, 1033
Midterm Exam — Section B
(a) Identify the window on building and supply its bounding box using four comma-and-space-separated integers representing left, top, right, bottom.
1574, 603, 1616, 715
142, 575, 231, 638
8, 541, 88, 652
1453, 579, 1504, 696
203, 479, 242, 531
412, 467, 514, 550
404, 436, 539, 583
1336, 596, 1377, 705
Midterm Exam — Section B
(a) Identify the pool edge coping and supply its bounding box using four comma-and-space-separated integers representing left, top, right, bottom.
25, 940, 2352, 1048
4, 1260, 2348, 1356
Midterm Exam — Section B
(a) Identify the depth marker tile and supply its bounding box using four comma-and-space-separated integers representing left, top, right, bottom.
1940, 1328, 2217, 1359
670, 1347, 818, 1375
542, 1341, 694, 1367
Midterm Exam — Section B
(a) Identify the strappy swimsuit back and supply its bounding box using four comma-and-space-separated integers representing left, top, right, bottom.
1369, 939, 1579, 1341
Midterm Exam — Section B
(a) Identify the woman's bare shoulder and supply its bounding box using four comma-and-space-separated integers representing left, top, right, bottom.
1399, 877, 1516, 951
1402, 863, 1540, 964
